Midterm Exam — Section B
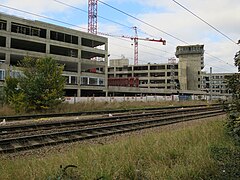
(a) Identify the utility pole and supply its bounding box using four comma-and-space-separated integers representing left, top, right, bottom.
168, 57, 176, 91
210, 67, 212, 101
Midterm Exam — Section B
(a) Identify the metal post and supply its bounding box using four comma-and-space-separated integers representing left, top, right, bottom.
210, 67, 212, 101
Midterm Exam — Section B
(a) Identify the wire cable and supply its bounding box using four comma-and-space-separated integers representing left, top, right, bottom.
0, 3, 236, 71
205, 52, 236, 68
98, 0, 188, 44
53, 0, 237, 69
52, 0, 133, 29
97, 0, 236, 69
0, 4, 88, 31
172, 0, 238, 45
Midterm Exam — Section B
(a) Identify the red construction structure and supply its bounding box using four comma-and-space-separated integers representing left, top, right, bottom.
122, 27, 166, 65
88, 2, 166, 65
108, 77, 139, 87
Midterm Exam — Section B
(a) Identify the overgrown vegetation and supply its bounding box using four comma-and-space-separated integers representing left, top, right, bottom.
0, 100, 210, 116
1, 117, 239, 179
226, 50, 240, 143
4, 57, 65, 113
0, 86, 4, 107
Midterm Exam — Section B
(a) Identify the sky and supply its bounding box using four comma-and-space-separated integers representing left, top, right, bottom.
0, 0, 239, 73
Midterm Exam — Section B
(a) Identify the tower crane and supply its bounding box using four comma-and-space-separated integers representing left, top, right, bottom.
122, 26, 166, 65
88, 1, 166, 65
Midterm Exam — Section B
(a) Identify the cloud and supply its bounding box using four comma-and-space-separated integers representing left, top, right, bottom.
0, 0, 239, 72
1, 0, 86, 15
124, 0, 240, 72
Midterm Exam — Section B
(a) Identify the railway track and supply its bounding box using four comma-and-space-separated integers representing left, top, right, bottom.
0, 106, 225, 153
0, 106, 220, 137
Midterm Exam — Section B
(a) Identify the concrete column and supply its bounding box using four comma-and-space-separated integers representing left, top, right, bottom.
46, 44, 50, 54
78, 62, 81, 74
6, 36, 11, 49
5, 53, 10, 65
46, 29, 50, 54
6, 20, 11, 32
46, 29, 50, 39
77, 89, 81, 97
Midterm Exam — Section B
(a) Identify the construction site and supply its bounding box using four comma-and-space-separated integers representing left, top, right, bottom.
0, 0, 234, 100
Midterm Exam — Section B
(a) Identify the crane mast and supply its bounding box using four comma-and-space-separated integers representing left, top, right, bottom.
133, 27, 139, 65
88, 1, 166, 65
88, 0, 98, 34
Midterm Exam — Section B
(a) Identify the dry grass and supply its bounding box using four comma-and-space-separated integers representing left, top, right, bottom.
0, 104, 15, 116
0, 100, 211, 116
0, 116, 233, 179
55, 100, 210, 113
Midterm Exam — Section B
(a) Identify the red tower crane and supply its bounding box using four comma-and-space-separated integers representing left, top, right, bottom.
88, 0, 98, 34
88, 2, 166, 65
122, 27, 166, 65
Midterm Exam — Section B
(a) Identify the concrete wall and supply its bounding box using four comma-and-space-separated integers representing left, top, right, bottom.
176, 45, 204, 91
64, 95, 179, 104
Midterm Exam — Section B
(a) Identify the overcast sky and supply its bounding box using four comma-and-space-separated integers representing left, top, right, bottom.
0, 0, 239, 73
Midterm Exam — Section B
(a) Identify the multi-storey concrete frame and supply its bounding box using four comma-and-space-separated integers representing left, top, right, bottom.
0, 13, 108, 97
108, 59, 179, 90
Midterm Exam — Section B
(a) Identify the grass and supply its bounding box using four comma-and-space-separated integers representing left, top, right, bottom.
0, 100, 211, 116
1, 116, 239, 179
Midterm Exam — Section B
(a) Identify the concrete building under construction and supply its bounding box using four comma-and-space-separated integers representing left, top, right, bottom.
0, 13, 108, 97
107, 44, 232, 98
108, 45, 204, 92
0, 13, 233, 99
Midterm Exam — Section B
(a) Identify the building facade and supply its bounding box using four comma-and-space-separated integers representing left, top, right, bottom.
0, 13, 108, 97
201, 72, 232, 95
108, 58, 179, 90
175, 44, 204, 91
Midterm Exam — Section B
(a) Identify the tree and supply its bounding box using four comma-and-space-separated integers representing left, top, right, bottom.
5, 57, 66, 112
226, 50, 240, 142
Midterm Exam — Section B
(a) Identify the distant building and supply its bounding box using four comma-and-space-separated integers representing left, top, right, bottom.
108, 59, 178, 90
108, 44, 233, 98
201, 72, 232, 96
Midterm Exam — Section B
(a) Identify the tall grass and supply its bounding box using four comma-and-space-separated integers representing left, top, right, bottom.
0, 100, 210, 116
0, 116, 234, 179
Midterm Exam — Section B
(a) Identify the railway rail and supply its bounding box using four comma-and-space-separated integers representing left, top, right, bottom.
0, 106, 221, 137
0, 105, 225, 153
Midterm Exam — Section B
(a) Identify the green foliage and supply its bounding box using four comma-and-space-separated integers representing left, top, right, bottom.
226, 104, 240, 143
0, 119, 234, 179
226, 50, 240, 142
4, 57, 65, 112
0, 86, 5, 106
4, 77, 25, 112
